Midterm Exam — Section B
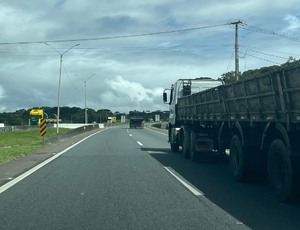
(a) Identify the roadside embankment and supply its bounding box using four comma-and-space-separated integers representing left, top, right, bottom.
45, 124, 102, 143
0, 124, 104, 186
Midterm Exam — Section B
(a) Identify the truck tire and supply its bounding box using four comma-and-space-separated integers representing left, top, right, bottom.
182, 129, 190, 159
268, 139, 293, 201
229, 135, 250, 182
189, 131, 197, 161
171, 143, 179, 152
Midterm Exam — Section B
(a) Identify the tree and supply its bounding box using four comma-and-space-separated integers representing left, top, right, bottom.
220, 57, 300, 84
219, 71, 236, 84
96, 109, 113, 123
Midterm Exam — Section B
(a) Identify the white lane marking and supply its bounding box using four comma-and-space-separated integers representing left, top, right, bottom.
127, 130, 142, 145
164, 166, 204, 196
145, 127, 168, 136
137, 141, 143, 146
148, 151, 166, 154
0, 129, 106, 194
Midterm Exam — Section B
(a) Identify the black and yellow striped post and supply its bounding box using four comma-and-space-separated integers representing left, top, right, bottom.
40, 119, 47, 143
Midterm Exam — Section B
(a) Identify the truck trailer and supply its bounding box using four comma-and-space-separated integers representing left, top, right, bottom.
129, 111, 144, 129
163, 66, 300, 201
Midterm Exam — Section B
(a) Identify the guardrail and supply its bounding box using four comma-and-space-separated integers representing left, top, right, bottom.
0, 125, 47, 132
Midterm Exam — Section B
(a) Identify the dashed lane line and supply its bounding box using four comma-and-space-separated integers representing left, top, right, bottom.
137, 141, 143, 146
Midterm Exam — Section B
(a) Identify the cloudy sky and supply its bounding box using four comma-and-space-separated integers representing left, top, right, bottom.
0, 0, 300, 114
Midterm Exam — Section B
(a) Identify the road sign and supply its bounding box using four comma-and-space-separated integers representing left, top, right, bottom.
155, 114, 160, 122
121, 115, 126, 123
40, 119, 47, 136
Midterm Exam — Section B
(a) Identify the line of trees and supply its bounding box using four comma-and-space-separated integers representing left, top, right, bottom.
0, 107, 114, 126
0, 107, 169, 126
219, 57, 300, 84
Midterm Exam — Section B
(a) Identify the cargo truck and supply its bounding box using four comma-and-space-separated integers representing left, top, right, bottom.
163, 66, 300, 201
129, 111, 144, 128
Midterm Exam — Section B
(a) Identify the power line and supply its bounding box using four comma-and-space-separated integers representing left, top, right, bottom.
62, 63, 79, 91
243, 24, 300, 42
244, 48, 288, 60
240, 52, 282, 65
226, 52, 234, 72
0, 23, 230, 46
240, 44, 300, 58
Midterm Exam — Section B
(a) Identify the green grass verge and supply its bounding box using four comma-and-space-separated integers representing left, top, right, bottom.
0, 127, 69, 165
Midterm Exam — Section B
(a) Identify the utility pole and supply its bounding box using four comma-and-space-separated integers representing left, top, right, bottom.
231, 21, 242, 81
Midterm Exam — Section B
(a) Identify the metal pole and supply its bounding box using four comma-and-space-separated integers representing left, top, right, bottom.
235, 23, 239, 81
85, 81, 87, 124
45, 43, 80, 133
57, 54, 63, 133
85, 74, 95, 124
75, 74, 95, 124
231, 21, 242, 81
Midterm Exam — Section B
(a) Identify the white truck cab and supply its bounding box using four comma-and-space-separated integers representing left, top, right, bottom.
163, 78, 223, 125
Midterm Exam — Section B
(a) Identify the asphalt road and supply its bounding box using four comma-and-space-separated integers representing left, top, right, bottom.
0, 126, 249, 230
143, 127, 300, 230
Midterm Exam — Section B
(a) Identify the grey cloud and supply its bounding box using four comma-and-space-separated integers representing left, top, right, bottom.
0, 0, 299, 113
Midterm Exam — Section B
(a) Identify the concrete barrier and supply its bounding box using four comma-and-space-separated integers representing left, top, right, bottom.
54, 123, 105, 129
45, 124, 102, 144
0, 125, 38, 132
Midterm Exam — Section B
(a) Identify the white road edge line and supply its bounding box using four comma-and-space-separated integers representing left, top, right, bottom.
0, 129, 105, 194
145, 127, 168, 136
164, 166, 204, 196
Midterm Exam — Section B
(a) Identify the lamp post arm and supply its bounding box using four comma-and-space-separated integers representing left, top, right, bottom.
74, 74, 85, 82
62, 43, 80, 56
45, 42, 61, 55
86, 73, 96, 82
45, 43, 80, 56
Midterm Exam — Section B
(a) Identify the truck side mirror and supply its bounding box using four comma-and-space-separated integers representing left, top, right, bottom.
163, 88, 172, 104
163, 92, 168, 103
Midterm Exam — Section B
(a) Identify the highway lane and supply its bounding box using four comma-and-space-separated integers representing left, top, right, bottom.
134, 126, 300, 230
128, 126, 169, 150
0, 127, 248, 230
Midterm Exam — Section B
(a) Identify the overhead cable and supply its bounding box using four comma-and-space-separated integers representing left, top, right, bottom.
0, 23, 230, 45
243, 24, 300, 42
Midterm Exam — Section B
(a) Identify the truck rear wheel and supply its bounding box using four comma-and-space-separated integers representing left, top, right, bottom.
182, 129, 191, 158
171, 143, 179, 152
189, 131, 197, 161
229, 135, 250, 182
268, 139, 293, 201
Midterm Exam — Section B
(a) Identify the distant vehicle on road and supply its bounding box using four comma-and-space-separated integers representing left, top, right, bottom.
129, 111, 144, 129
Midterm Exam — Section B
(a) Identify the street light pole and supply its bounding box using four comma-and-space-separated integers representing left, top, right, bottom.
75, 74, 96, 124
45, 43, 80, 133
